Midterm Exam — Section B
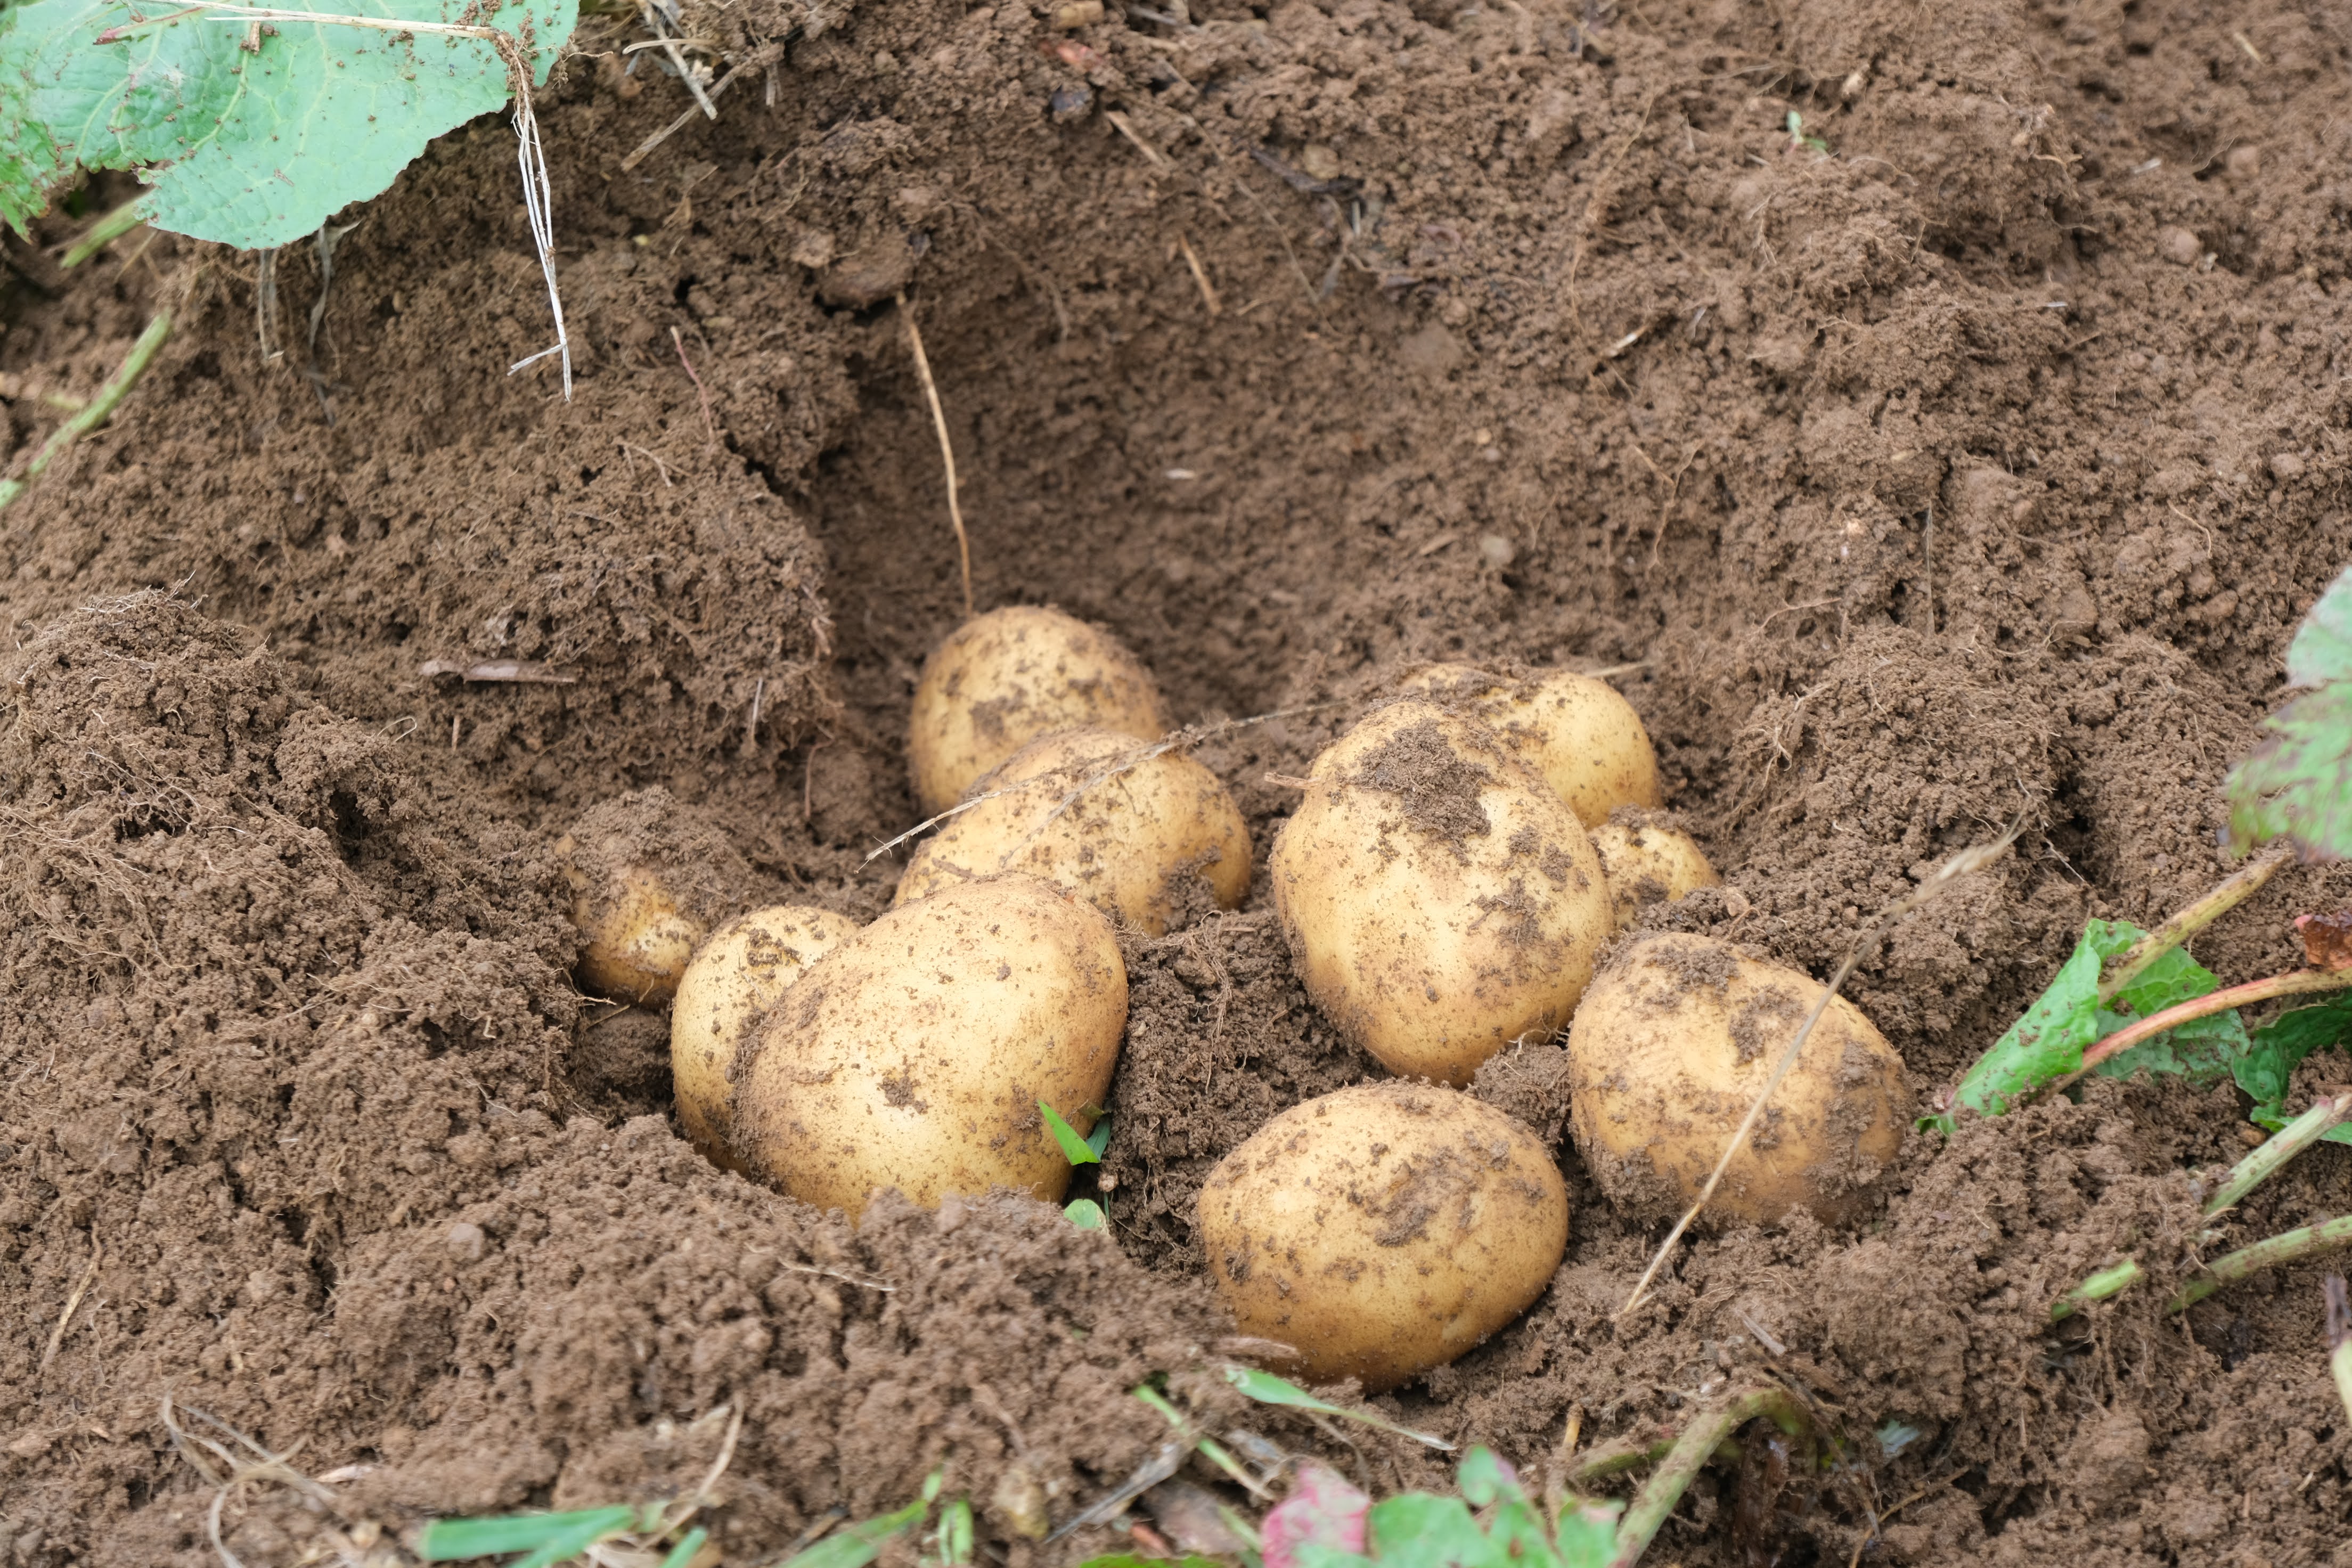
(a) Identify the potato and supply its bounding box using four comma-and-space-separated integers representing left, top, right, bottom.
895, 727, 1249, 935
1402, 664, 1662, 828
1564, 933, 1910, 1227
1197, 1082, 1568, 1391
1269, 700, 1614, 1085
908, 606, 1171, 816
1589, 812, 1720, 930
560, 856, 704, 1003
734, 875, 1126, 1216
671, 905, 860, 1170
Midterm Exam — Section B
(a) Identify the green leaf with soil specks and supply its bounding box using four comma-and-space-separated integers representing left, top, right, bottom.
0, 0, 574, 250
2286, 565, 2352, 688
2239, 992, 2352, 1144
2225, 682, 2352, 861
1944, 919, 2244, 1126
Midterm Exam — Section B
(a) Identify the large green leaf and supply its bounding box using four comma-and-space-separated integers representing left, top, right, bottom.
2226, 682, 2352, 861
1, 0, 574, 250
2286, 565, 2352, 688
2239, 991, 2352, 1145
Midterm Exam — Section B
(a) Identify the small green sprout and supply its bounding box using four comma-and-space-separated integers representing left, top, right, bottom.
1786, 110, 1830, 154
1039, 1100, 1102, 1164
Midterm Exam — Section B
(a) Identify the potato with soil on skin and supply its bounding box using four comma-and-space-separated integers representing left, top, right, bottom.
1197, 1081, 1569, 1392
671, 905, 860, 1171
1402, 664, 1662, 828
895, 726, 1250, 935
557, 789, 767, 1005
1565, 933, 1911, 1227
734, 875, 1127, 1216
908, 605, 1171, 816
1589, 810, 1720, 930
1269, 700, 1614, 1085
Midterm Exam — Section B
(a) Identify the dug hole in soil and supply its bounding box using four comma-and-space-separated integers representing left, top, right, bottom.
6, 0, 2352, 1560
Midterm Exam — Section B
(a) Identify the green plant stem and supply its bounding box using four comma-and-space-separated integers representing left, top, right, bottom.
2063, 968, 2352, 1088
2051, 1259, 2146, 1321
58, 199, 145, 268
1606, 1386, 1806, 1568
2207, 1093, 2352, 1216
2170, 1214, 2352, 1312
0, 309, 172, 514
2097, 846, 2293, 1005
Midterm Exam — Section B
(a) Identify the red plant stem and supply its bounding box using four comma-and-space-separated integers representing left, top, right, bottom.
2062, 968, 2352, 1088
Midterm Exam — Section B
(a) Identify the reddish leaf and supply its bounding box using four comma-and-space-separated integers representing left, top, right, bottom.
2296, 911, 2352, 970
1261, 1463, 1368, 1568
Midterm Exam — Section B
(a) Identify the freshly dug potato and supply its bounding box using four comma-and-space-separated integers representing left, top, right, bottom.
1197, 1081, 1568, 1391
908, 605, 1170, 816
1589, 811, 1720, 930
558, 788, 765, 1004
1403, 664, 1662, 828
895, 727, 1249, 934
671, 905, 860, 1170
735, 876, 1127, 1216
1269, 700, 1614, 1085
1565, 933, 1910, 1227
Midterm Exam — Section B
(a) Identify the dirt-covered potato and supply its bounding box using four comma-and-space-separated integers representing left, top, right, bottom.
735, 876, 1126, 1216
895, 726, 1248, 935
671, 905, 860, 1170
1197, 1081, 1568, 1391
1403, 664, 1662, 828
558, 789, 766, 1004
1589, 812, 1720, 930
908, 606, 1171, 816
1269, 700, 1614, 1085
1565, 933, 1910, 1227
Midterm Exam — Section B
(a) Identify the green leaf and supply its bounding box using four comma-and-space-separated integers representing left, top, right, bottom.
1364, 1494, 1506, 1567
1063, 1197, 1105, 1229
936, 1498, 974, 1566
2226, 682, 2352, 860
1223, 1364, 1456, 1450
1039, 1100, 1098, 1165
778, 1496, 930, 1568
0, 0, 576, 251
1085, 1115, 1113, 1159
2237, 992, 2352, 1144
658, 1528, 708, 1568
1071, 1557, 1227, 1568
2286, 564, 2352, 688
1945, 920, 2248, 1126
414, 1507, 637, 1562
1551, 1499, 1623, 1568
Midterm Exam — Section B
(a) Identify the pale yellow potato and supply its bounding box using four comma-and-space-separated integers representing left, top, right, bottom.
557, 845, 704, 1005
1589, 813, 1720, 931
1564, 933, 1910, 1227
895, 727, 1249, 935
1197, 1082, 1568, 1392
1402, 664, 1662, 828
1269, 700, 1614, 1085
734, 876, 1127, 1217
671, 905, 860, 1171
908, 606, 1170, 816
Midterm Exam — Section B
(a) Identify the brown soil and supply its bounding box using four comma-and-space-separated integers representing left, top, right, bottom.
6, 0, 2352, 1560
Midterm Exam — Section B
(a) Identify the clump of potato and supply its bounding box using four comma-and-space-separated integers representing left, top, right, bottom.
1564, 933, 1910, 1227
908, 606, 1171, 816
558, 788, 762, 1005
734, 875, 1127, 1216
671, 905, 859, 1171
1197, 1081, 1568, 1391
895, 726, 1249, 935
1403, 664, 1661, 828
1269, 699, 1614, 1085
1589, 810, 1720, 930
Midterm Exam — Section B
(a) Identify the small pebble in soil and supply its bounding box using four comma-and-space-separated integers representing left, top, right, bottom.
1479, 533, 1516, 568
1050, 84, 1093, 120
2157, 226, 2203, 266
2226, 144, 2260, 178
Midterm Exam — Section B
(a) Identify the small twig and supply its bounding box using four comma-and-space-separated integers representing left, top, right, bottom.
742, 677, 766, 758
1616, 828, 2018, 1322
417, 659, 577, 684
1178, 235, 1222, 316
1103, 109, 1169, 167
2062, 968, 2352, 1089
0, 310, 171, 514
672, 327, 721, 451
896, 292, 974, 619
2098, 844, 2293, 1004
38, 1233, 102, 1372
622, 58, 758, 172
640, 0, 717, 119
1847, 1467, 1971, 1568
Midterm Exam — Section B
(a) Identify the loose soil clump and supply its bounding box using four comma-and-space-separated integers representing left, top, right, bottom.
7, 0, 2352, 1560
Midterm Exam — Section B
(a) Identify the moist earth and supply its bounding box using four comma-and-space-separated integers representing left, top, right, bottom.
6, 0, 2352, 1562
